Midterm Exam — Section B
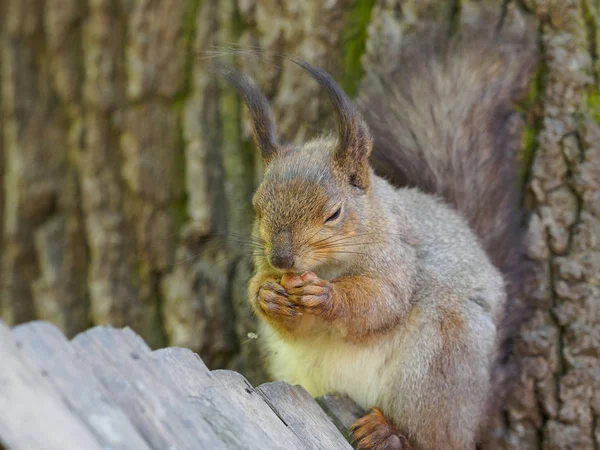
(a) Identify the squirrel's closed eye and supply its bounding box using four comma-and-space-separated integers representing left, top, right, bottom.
325, 207, 342, 224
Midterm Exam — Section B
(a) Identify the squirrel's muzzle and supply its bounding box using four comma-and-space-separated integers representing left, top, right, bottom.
269, 230, 295, 270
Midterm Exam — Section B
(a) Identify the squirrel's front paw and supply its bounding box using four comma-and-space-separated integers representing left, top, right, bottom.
282, 272, 335, 319
351, 408, 410, 450
257, 280, 301, 319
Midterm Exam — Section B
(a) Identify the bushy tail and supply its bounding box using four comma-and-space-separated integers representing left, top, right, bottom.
359, 11, 538, 421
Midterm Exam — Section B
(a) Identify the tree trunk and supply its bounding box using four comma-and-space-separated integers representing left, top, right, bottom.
0, 0, 598, 448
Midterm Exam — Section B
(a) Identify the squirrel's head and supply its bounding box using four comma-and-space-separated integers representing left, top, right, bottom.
223, 60, 373, 273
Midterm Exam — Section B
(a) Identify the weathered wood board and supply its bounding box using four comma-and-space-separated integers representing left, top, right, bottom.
0, 320, 362, 450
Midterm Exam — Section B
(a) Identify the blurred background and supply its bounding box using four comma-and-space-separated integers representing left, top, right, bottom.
1, 1, 599, 448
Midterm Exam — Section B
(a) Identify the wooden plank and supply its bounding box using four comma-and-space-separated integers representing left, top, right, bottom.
150, 347, 216, 390
117, 326, 152, 353
0, 321, 102, 450
11, 321, 151, 450
257, 381, 353, 450
151, 349, 295, 449
212, 370, 308, 450
2, 320, 356, 450
71, 326, 227, 450
316, 394, 365, 445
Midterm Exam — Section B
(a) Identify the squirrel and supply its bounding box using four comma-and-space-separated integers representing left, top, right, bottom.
222, 14, 537, 450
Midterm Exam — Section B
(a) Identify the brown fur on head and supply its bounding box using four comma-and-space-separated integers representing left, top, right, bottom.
222, 62, 373, 274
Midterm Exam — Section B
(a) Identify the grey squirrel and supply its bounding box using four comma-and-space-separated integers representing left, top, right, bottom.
223, 15, 537, 450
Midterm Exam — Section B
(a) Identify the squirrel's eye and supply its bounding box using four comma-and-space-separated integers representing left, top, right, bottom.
325, 207, 342, 224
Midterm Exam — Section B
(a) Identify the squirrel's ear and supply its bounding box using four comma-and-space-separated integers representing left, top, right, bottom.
291, 58, 373, 189
220, 66, 284, 164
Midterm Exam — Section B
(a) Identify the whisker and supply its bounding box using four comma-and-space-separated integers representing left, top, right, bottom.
313, 241, 384, 250
173, 253, 208, 266
309, 231, 355, 248
214, 251, 263, 270
310, 255, 340, 266
315, 251, 368, 257
310, 255, 326, 265
215, 232, 264, 245
182, 235, 265, 252
225, 242, 265, 250
310, 230, 407, 248
312, 254, 343, 265
173, 247, 263, 267
299, 227, 326, 249
313, 250, 368, 257
210, 234, 265, 249
310, 233, 372, 248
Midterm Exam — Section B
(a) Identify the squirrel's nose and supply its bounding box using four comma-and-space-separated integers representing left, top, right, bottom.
270, 251, 295, 271
270, 231, 295, 270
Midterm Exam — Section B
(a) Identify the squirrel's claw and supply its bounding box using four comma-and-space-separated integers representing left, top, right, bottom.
282, 273, 334, 318
350, 407, 410, 450
257, 282, 301, 319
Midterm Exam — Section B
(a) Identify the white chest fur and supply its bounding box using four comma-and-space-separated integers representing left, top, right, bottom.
261, 323, 398, 410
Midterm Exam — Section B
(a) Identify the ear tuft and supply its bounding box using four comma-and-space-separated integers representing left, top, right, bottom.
219, 65, 283, 164
290, 58, 373, 189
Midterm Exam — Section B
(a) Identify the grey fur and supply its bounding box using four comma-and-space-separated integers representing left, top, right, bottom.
359, 17, 538, 428
243, 15, 537, 450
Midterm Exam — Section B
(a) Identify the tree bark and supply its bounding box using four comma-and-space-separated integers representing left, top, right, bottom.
0, 0, 598, 448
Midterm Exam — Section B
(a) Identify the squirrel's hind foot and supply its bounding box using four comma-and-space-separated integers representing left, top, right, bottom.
350, 407, 411, 450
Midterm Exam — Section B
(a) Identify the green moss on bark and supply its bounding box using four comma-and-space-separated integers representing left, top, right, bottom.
582, 0, 600, 124
517, 56, 547, 189
340, 0, 376, 97
170, 0, 202, 238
